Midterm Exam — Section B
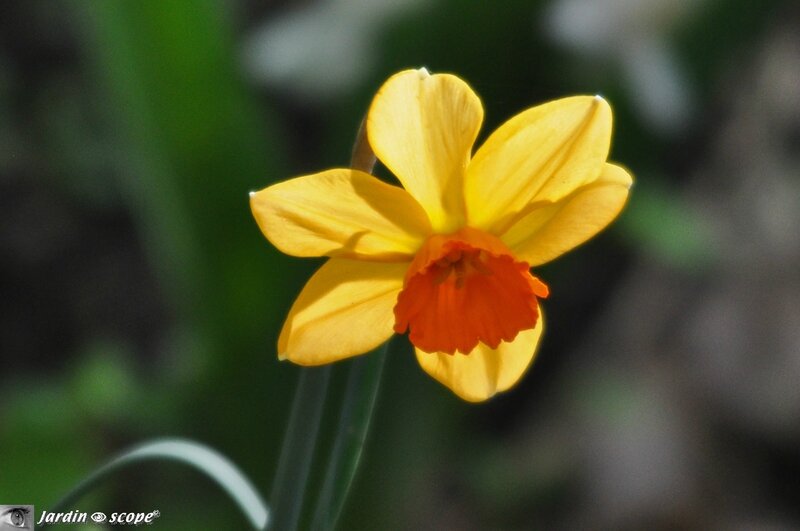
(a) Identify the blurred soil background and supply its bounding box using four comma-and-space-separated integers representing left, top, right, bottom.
1, 0, 799, 529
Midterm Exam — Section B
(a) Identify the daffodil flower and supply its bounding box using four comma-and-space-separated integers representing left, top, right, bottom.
251, 68, 632, 401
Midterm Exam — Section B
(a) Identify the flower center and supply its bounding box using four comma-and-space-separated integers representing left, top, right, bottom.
394, 227, 549, 354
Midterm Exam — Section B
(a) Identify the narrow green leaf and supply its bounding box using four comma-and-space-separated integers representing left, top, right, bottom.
310, 342, 389, 531
269, 367, 332, 531
37, 438, 268, 530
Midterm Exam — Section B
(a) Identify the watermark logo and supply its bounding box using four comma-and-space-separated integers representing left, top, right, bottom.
27, 508, 160, 527
2, 505, 160, 527
0, 505, 34, 530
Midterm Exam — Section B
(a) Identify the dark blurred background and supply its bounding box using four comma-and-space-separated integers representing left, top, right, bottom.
2, 0, 800, 529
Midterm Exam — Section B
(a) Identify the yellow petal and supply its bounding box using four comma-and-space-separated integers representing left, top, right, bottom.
502, 163, 632, 266
367, 68, 483, 233
415, 313, 544, 402
465, 95, 612, 235
279, 258, 406, 365
250, 169, 431, 260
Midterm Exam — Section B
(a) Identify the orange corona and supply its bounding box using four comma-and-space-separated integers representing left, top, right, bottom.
394, 227, 548, 354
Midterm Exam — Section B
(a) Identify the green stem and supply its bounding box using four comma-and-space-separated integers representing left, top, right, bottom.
36, 439, 269, 530
268, 367, 332, 531
349, 118, 376, 174
270, 112, 379, 531
310, 342, 389, 530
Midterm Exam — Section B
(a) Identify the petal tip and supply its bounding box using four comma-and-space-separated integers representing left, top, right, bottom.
593, 94, 612, 115
249, 190, 256, 198
417, 66, 431, 78
625, 177, 634, 190
592, 94, 612, 114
